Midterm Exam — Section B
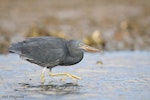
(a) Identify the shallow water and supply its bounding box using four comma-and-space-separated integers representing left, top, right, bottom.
0, 51, 150, 100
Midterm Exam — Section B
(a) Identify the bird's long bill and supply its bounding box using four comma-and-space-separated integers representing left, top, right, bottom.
80, 44, 101, 53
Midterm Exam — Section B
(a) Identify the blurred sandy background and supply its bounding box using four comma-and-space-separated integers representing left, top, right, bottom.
0, 0, 150, 53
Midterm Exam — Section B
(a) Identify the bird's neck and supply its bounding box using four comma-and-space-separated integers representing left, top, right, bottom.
60, 42, 84, 65
61, 52, 84, 66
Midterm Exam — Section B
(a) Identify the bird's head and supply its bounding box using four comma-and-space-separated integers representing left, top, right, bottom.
68, 40, 101, 53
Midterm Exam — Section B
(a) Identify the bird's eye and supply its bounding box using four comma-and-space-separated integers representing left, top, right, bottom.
79, 43, 84, 47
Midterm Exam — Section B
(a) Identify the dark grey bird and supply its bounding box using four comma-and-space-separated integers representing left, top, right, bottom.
9, 36, 101, 83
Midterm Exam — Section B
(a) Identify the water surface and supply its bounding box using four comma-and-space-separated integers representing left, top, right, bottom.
0, 51, 150, 100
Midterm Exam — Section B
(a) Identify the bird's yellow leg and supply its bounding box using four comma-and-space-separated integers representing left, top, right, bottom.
49, 70, 81, 80
61, 75, 68, 81
40, 67, 47, 83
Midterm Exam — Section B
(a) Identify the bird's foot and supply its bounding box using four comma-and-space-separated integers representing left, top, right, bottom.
60, 73, 82, 81
49, 72, 81, 81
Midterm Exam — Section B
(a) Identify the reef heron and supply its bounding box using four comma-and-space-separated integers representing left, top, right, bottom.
9, 36, 101, 83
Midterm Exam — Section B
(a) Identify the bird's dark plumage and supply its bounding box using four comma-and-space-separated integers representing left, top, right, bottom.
9, 37, 84, 69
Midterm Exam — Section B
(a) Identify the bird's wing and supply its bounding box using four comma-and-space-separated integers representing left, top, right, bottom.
9, 37, 66, 67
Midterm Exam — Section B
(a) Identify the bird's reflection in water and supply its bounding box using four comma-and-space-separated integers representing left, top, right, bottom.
16, 82, 80, 95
